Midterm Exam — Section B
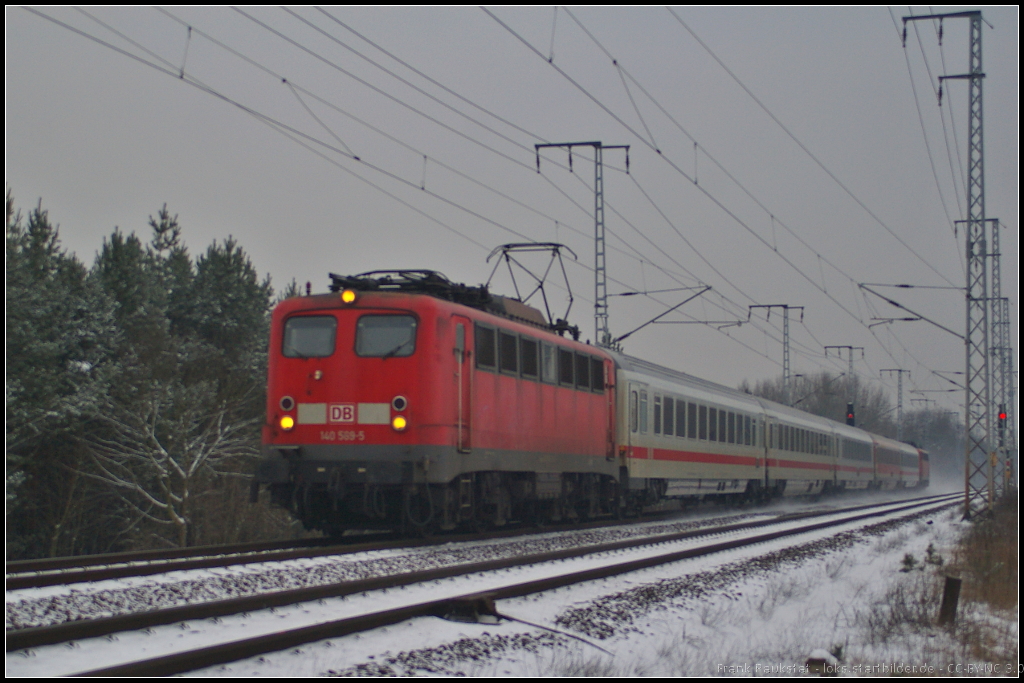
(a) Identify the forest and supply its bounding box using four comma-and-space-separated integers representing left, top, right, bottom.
6, 193, 296, 559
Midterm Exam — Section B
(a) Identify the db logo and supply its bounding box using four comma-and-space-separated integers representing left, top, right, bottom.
329, 404, 355, 423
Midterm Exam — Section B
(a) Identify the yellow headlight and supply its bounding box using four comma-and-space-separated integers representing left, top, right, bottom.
341, 289, 357, 304
391, 415, 408, 432
280, 415, 295, 431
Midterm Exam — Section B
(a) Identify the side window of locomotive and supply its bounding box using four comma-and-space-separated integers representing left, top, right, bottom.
356, 315, 417, 357
591, 357, 604, 393
540, 342, 557, 383
520, 337, 539, 380
499, 331, 518, 375
575, 353, 591, 391
283, 315, 337, 358
558, 348, 574, 387
475, 324, 497, 370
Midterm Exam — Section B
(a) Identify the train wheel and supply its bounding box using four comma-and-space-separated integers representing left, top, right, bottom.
402, 484, 437, 536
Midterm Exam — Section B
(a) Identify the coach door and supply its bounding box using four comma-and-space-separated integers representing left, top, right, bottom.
627, 381, 650, 459
454, 316, 472, 452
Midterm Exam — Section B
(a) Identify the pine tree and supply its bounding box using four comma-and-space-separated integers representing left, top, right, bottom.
6, 194, 122, 558
84, 212, 273, 548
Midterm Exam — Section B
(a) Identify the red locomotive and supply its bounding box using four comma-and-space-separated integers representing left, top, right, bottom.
255, 270, 926, 535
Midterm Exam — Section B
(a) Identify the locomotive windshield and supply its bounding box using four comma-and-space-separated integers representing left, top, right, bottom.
356, 315, 417, 357
283, 315, 337, 357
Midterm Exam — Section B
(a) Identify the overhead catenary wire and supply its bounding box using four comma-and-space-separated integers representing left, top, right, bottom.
221, 5, 921, 382
23, 7, 965, 404
485, 6, 961, 396
887, 7, 965, 278
668, 7, 960, 289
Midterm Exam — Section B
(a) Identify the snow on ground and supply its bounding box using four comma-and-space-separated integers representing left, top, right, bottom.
5, 508, 781, 631
170, 499, 1015, 678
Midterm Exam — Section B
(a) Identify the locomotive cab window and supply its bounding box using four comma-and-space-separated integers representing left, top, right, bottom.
283, 315, 337, 358
356, 315, 417, 357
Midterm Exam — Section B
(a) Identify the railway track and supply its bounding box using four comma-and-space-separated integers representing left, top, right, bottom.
6, 493, 957, 677
5, 510, 695, 591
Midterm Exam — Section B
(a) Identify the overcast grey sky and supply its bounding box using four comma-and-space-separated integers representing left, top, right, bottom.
6, 6, 1018, 418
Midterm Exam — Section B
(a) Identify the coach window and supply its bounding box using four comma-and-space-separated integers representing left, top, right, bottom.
283, 315, 337, 358
475, 324, 497, 370
639, 390, 648, 434
744, 416, 752, 446
688, 402, 698, 439
630, 391, 638, 433
664, 397, 675, 437
521, 337, 539, 380
558, 348, 574, 387
699, 405, 708, 440
727, 412, 736, 444
540, 342, 557, 383
653, 395, 662, 435
356, 315, 417, 357
575, 353, 591, 391
708, 407, 718, 442
719, 410, 728, 443
676, 399, 686, 438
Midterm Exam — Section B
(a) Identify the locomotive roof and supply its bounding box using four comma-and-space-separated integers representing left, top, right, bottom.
327, 269, 566, 335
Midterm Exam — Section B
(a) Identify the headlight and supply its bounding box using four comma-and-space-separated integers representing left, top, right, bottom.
341, 289, 357, 304
280, 415, 295, 431
391, 415, 408, 432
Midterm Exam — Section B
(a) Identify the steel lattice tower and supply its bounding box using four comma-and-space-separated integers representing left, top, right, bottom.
905, 10, 1002, 516
535, 141, 629, 347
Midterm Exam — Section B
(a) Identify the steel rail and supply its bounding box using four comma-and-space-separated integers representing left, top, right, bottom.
73, 494, 957, 677
5, 511, 683, 590
8, 493, 954, 655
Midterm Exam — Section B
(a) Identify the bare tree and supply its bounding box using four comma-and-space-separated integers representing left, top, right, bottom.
85, 381, 260, 547
740, 371, 898, 437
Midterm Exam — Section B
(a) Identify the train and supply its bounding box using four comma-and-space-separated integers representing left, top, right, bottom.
255, 270, 928, 535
